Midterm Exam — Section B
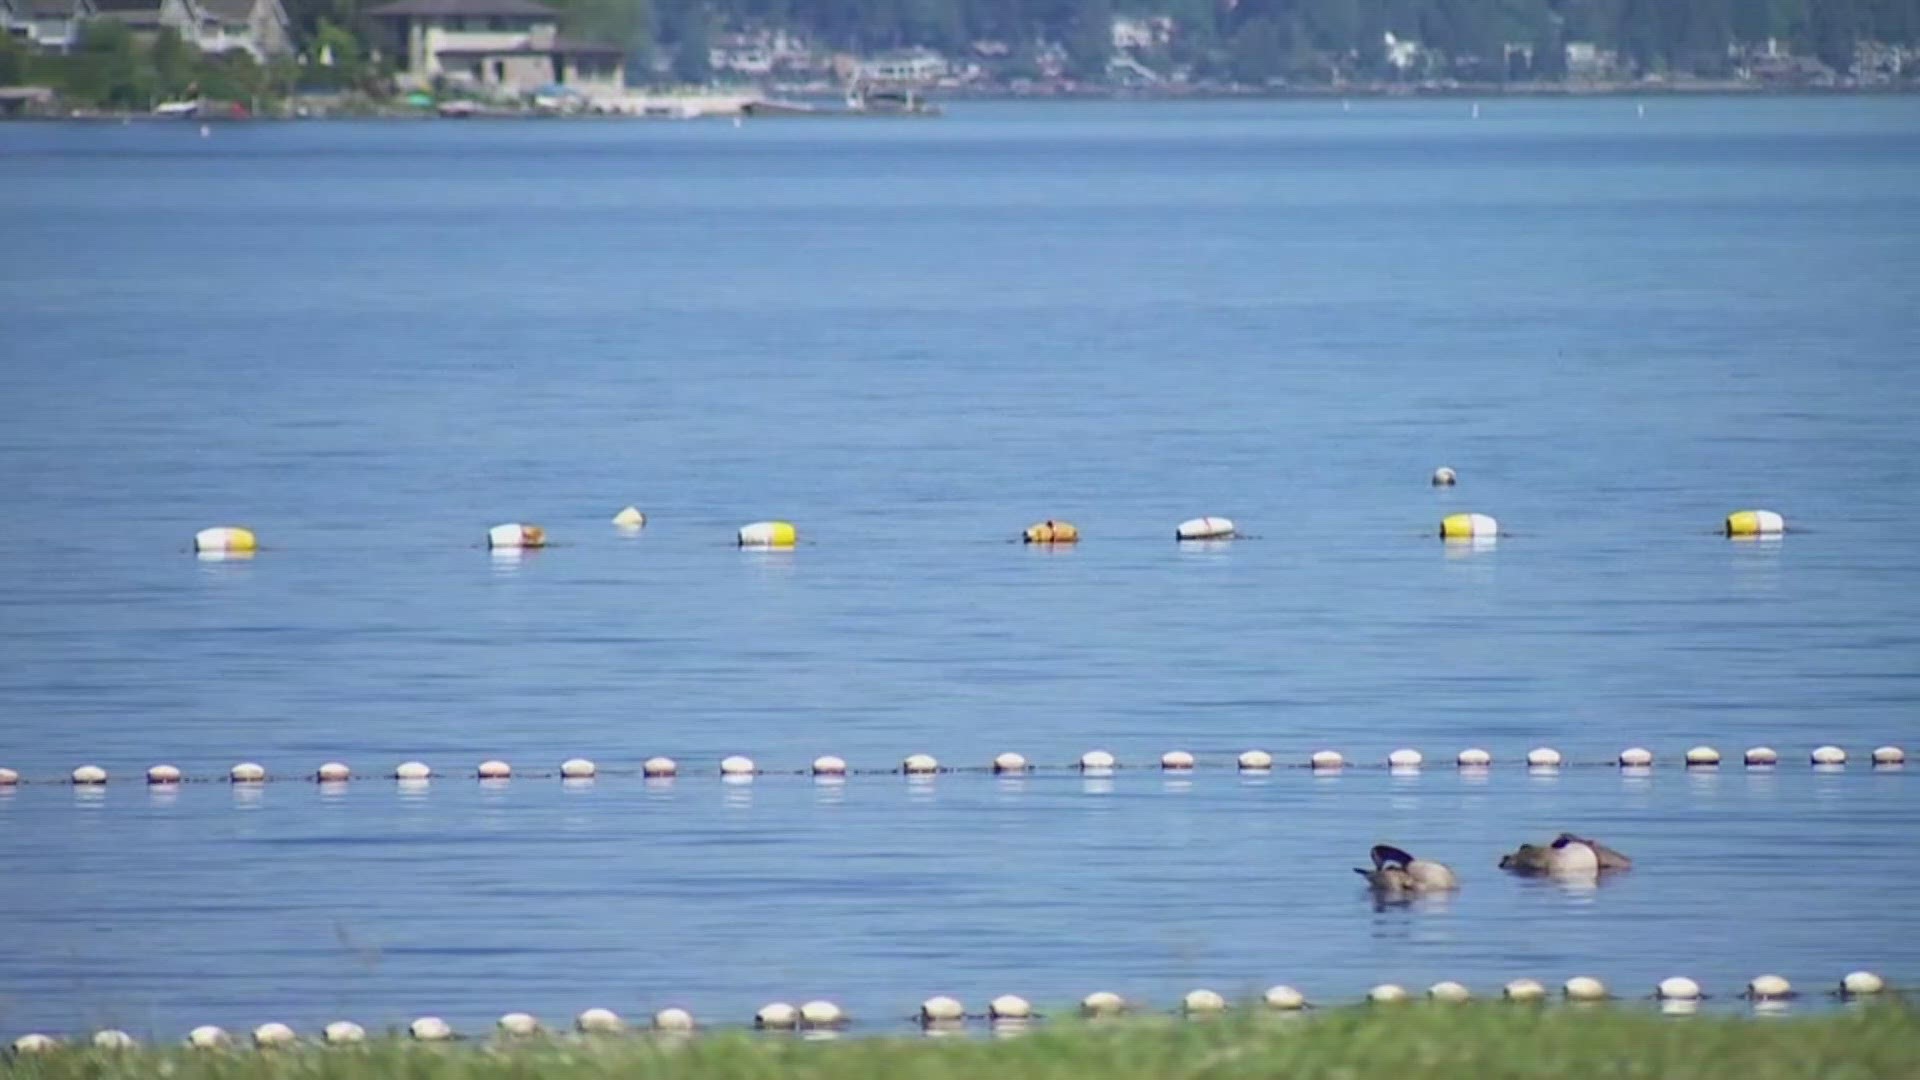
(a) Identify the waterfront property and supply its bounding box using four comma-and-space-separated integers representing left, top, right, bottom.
2, 0, 96, 51
88, 0, 290, 58
365, 0, 625, 96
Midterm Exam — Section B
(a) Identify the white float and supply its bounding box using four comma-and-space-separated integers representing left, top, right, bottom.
1526, 747, 1562, 768
477, 760, 512, 779
1745, 746, 1779, 766
323, 1021, 365, 1044
1175, 516, 1235, 540
1686, 746, 1721, 766
393, 761, 431, 780
1457, 748, 1491, 767
1388, 748, 1423, 769
811, 755, 848, 776
1161, 750, 1195, 770
229, 762, 266, 782
1368, 984, 1409, 1003
992, 752, 1028, 774
988, 995, 1032, 1020
1872, 746, 1905, 766
1563, 976, 1608, 1001
919, 996, 965, 1023
1503, 978, 1547, 1002
643, 756, 678, 777
496, 1013, 540, 1037
71, 764, 107, 785
1428, 981, 1472, 1003
902, 753, 939, 774
1811, 745, 1847, 766
1310, 750, 1344, 770
719, 755, 756, 776
186, 1025, 230, 1048
1182, 988, 1227, 1014
653, 1008, 696, 1032
1079, 749, 1116, 771
612, 506, 646, 528
560, 758, 596, 779
1657, 976, 1702, 1001
575, 1008, 623, 1034
755, 1002, 799, 1029
1263, 985, 1307, 1010
487, 523, 546, 550
1431, 466, 1458, 486
1081, 991, 1126, 1017
1237, 749, 1273, 770
148, 764, 182, 784
409, 1017, 453, 1042
252, 1022, 296, 1047
1618, 747, 1654, 767
799, 1001, 844, 1028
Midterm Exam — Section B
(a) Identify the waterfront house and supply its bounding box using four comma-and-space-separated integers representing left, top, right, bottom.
3, 0, 96, 51
196, 0, 291, 57
365, 0, 625, 95
92, 0, 202, 42
853, 48, 946, 84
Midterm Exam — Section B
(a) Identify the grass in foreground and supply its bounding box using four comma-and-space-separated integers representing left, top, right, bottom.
5, 1003, 1917, 1080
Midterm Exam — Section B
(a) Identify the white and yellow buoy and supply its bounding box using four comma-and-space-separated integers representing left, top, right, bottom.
1182, 988, 1228, 1014
409, 1017, 453, 1042
194, 526, 258, 555
575, 1008, 623, 1034
612, 506, 646, 529
737, 521, 797, 548
1263, 985, 1307, 1011
1618, 747, 1654, 767
323, 1021, 366, 1045
1175, 516, 1235, 540
316, 761, 351, 782
496, 1013, 540, 1037
1503, 978, 1547, 1002
186, 1025, 230, 1048
992, 752, 1028, 774
1725, 510, 1785, 538
653, 1007, 696, 1032
1081, 991, 1126, 1017
1440, 513, 1498, 541
1022, 520, 1078, 544
643, 756, 678, 778
1079, 749, 1116, 771
1432, 467, 1458, 487
487, 523, 547, 550
1686, 745, 1721, 767
1161, 750, 1195, 770
560, 758, 596, 779
477, 760, 512, 779
72, 764, 107, 785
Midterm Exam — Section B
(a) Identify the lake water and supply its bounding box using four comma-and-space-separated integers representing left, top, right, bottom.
1, 97, 1918, 1040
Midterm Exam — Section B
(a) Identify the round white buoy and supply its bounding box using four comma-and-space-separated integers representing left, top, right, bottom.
316, 761, 351, 782
1503, 979, 1547, 1002
1175, 516, 1236, 541
1263, 985, 1307, 1011
1748, 974, 1793, 999
1368, 984, 1409, 1004
612, 506, 646, 529
252, 1022, 297, 1047
1388, 748, 1423, 769
496, 1013, 540, 1037
1872, 746, 1906, 766
575, 1008, 623, 1034
1618, 747, 1654, 767
0, 767, 17, 785
988, 995, 1032, 1020
1237, 749, 1273, 770
919, 996, 965, 1023
643, 756, 678, 777
12, 1034, 59, 1053
755, 1002, 799, 1030
194, 526, 258, 554
92, 1029, 136, 1049
1182, 988, 1227, 1014
322, 1021, 365, 1045
71, 764, 107, 785
1526, 747, 1562, 768
1745, 746, 1779, 766
737, 521, 798, 548
720, 755, 755, 776
1841, 971, 1886, 997
811, 755, 848, 776
1725, 510, 1786, 537
1079, 749, 1116, 771
560, 758, 596, 779
409, 1017, 453, 1042
903, 753, 939, 774
799, 1001, 844, 1028
1432, 466, 1458, 487
477, 760, 512, 779
1657, 977, 1703, 1001
1439, 513, 1498, 540
1080, 991, 1126, 1017
653, 1008, 695, 1032
1428, 981, 1472, 1003
992, 752, 1028, 774
393, 761, 431, 780
1686, 746, 1721, 767
229, 762, 266, 783
1563, 976, 1608, 1002
1811, 745, 1847, 766
1457, 748, 1492, 767
186, 1025, 230, 1048
147, 764, 183, 784
486, 523, 547, 550
1161, 750, 1195, 770
1310, 749, 1344, 770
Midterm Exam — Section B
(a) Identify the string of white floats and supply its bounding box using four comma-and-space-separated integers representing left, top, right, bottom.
7, 970, 1896, 1054
3, 744, 1904, 789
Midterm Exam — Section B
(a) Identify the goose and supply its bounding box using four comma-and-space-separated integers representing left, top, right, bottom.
1500, 833, 1631, 874
1355, 844, 1459, 895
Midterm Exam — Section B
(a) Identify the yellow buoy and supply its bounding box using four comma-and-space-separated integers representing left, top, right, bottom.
252, 1022, 297, 1047
316, 761, 351, 782
643, 756, 678, 777
322, 1021, 365, 1044
1237, 749, 1273, 770
477, 759, 512, 779
194, 526, 258, 554
1022, 520, 1079, 544
1439, 513, 1498, 541
1428, 981, 1472, 1003
1431, 467, 1458, 487
919, 996, 965, 1023
186, 1025, 230, 1048
148, 764, 183, 784
992, 752, 1028, 774
755, 1002, 799, 1030
612, 506, 646, 529
72, 764, 107, 784
575, 1008, 623, 1034
1725, 510, 1785, 537
1503, 978, 1546, 1002
1080, 991, 1126, 1017
1175, 516, 1235, 540
1618, 747, 1654, 767
409, 1017, 453, 1042
737, 521, 797, 548
560, 758, 596, 779
1182, 988, 1227, 1014
653, 1007, 695, 1032
496, 1013, 540, 1037
487, 523, 547, 550
1161, 750, 1195, 770
1263, 985, 1307, 1010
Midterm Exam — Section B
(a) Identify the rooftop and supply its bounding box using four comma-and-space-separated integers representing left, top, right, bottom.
434, 36, 623, 56
365, 0, 557, 17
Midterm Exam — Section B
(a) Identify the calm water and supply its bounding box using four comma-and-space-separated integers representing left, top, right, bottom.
2, 98, 1918, 1038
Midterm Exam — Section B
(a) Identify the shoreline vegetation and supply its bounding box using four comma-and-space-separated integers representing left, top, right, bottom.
4, 1004, 1918, 1079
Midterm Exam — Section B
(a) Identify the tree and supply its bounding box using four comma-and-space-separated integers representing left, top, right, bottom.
0, 31, 33, 86
1066, 0, 1113, 78
151, 27, 197, 97
1229, 13, 1292, 80
1809, 0, 1856, 67
1531, 13, 1567, 76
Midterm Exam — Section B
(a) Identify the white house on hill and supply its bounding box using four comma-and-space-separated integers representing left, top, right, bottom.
366, 0, 625, 95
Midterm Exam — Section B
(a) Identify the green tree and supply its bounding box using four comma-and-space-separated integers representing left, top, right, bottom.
1066, 0, 1113, 77
1809, 0, 1856, 67
0, 31, 34, 86
1531, 13, 1568, 75
1230, 13, 1292, 80
150, 27, 197, 97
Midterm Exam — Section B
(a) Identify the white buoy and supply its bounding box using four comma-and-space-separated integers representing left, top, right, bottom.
322, 1021, 365, 1044
1263, 985, 1307, 1010
1618, 747, 1653, 767
1872, 746, 1905, 766
1745, 746, 1778, 766
1182, 988, 1227, 1014
186, 1025, 230, 1048
1457, 748, 1491, 767
1526, 747, 1562, 768
148, 764, 183, 784
1079, 749, 1116, 771
1432, 466, 1458, 486
252, 1022, 296, 1047
229, 762, 266, 782
653, 1007, 696, 1032
1310, 749, 1344, 770
1081, 991, 1126, 1017
1160, 750, 1195, 770
560, 758, 596, 779
1811, 745, 1847, 766
1563, 976, 1608, 1002
799, 1000, 844, 1028
755, 1002, 799, 1030
719, 755, 755, 776
317, 761, 351, 782
1175, 516, 1235, 540
1237, 749, 1273, 770
575, 1008, 623, 1034
1686, 746, 1721, 767
643, 756, 678, 777
496, 1012, 540, 1037
486, 523, 547, 550
737, 521, 797, 548
12, 1034, 59, 1053
811, 755, 848, 776
409, 1017, 453, 1042
1503, 978, 1546, 1002
919, 996, 965, 1023
1428, 981, 1472, 1003
1657, 976, 1703, 1001
92, 1029, 137, 1049
0, 767, 17, 785
988, 995, 1032, 1020
1748, 974, 1793, 999
477, 759, 512, 779
71, 764, 107, 785
1388, 748, 1423, 769
393, 761, 431, 780
992, 752, 1028, 774
612, 506, 646, 529
1841, 971, 1886, 997
1368, 984, 1409, 1003
902, 753, 939, 774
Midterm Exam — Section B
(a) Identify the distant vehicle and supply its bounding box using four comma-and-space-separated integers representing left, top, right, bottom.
153, 100, 200, 118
